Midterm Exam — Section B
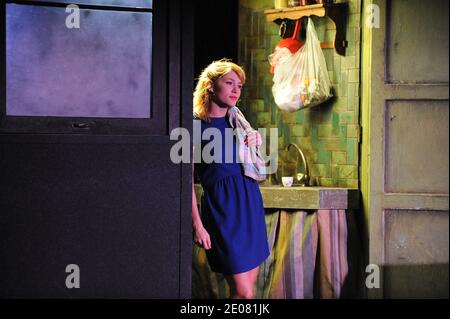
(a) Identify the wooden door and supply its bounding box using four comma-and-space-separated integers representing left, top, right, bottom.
366, 0, 449, 298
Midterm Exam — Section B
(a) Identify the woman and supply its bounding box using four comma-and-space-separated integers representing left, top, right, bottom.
192, 59, 270, 299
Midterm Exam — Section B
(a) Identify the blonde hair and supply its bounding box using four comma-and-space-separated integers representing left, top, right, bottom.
193, 59, 246, 122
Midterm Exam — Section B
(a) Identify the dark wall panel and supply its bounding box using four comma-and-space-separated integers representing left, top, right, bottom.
0, 138, 180, 298
193, 0, 238, 80
0, 0, 191, 298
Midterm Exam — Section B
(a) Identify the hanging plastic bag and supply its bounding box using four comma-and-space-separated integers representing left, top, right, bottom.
269, 17, 332, 112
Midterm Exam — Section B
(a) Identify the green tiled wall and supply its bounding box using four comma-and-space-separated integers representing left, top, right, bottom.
238, 0, 361, 188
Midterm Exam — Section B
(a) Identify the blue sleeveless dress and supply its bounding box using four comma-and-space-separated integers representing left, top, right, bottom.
194, 115, 270, 275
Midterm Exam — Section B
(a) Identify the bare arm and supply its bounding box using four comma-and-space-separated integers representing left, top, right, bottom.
192, 147, 211, 250
191, 162, 203, 228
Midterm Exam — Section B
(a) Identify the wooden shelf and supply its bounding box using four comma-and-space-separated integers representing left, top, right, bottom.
265, 4, 326, 21
264, 3, 348, 56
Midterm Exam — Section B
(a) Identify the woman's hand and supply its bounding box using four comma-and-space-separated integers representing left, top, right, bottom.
193, 224, 212, 250
244, 130, 262, 147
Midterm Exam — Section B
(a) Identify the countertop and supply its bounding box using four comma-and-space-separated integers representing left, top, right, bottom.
194, 183, 360, 210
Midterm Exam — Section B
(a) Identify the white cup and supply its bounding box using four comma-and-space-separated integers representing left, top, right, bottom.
282, 176, 293, 187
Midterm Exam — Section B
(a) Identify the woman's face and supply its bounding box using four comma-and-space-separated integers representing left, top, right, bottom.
211, 71, 243, 108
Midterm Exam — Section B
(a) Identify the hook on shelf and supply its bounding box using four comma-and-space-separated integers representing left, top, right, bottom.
264, 3, 348, 56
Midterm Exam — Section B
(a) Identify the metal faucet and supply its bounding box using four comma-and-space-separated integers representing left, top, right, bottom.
285, 143, 310, 187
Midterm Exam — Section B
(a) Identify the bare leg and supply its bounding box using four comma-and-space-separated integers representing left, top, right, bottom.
225, 266, 260, 299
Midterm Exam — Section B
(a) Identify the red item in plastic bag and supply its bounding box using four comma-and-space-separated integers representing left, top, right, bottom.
270, 19, 303, 74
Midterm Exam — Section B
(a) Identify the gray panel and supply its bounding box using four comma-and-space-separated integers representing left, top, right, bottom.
384, 210, 449, 298
387, 0, 449, 83
26, 0, 152, 9
6, 4, 152, 118
0, 139, 181, 298
385, 100, 449, 193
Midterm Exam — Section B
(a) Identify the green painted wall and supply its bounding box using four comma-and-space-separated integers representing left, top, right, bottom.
238, 0, 361, 188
